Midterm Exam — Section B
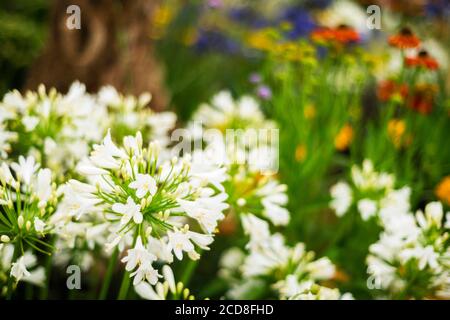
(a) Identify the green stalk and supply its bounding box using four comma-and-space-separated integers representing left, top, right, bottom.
39, 236, 55, 299
180, 252, 201, 287
117, 269, 131, 300
117, 230, 139, 300
99, 248, 119, 300
6, 240, 21, 300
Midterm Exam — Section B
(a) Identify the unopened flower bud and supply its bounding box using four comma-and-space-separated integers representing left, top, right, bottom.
1, 235, 10, 243
17, 216, 24, 229
176, 282, 184, 294
145, 226, 153, 237
183, 288, 190, 299
237, 198, 246, 207
310, 284, 320, 294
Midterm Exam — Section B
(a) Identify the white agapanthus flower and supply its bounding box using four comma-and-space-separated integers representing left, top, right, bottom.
135, 265, 199, 300
236, 214, 341, 300
195, 91, 266, 130
0, 155, 59, 297
66, 130, 229, 288
367, 201, 450, 299
330, 182, 353, 217
189, 91, 289, 228
97, 85, 177, 148
0, 124, 17, 158
330, 160, 411, 223
0, 156, 58, 252
0, 245, 45, 288
288, 283, 354, 300
0, 82, 108, 176
0, 82, 176, 180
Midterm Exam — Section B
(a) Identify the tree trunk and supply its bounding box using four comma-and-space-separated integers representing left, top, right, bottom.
25, 0, 168, 110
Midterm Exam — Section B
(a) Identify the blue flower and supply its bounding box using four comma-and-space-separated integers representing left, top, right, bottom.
194, 29, 240, 54
279, 6, 316, 39
228, 7, 270, 28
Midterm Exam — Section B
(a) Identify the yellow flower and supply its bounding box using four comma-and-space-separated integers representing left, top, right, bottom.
246, 29, 277, 51
182, 27, 198, 46
334, 124, 353, 151
295, 144, 307, 162
276, 41, 316, 63
150, 4, 174, 39
152, 4, 173, 27
435, 176, 450, 206
387, 119, 412, 148
388, 119, 406, 148
304, 104, 316, 119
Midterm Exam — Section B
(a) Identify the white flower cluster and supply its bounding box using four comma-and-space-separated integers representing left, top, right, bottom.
367, 201, 450, 299
330, 159, 410, 222
97, 85, 176, 148
223, 214, 347, 300
135, 265, 198, 300
194, 90, 275, 132
329, 160, 450, 299
0, 83, 107, 176
62, 130, 229, 288
0, 82, 176, 178
0, 155, 58, 287
190, 91, 289, 227
0, 244, 45, 291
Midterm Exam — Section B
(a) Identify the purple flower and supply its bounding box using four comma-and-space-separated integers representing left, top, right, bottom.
257, 85, 272, 100
207, 0, 223, 9
249, 73, 262, 84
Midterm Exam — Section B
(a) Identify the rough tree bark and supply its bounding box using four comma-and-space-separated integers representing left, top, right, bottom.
25, 0, 168, 110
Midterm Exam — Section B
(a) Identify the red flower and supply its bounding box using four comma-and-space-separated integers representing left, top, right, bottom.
377, 80, 408, 102
408, 84, 436, 114
333, 25, 360, 44
388, 27, 420, 49
311, 27, 335, 43
311, 25, 360, 45
405, 50, 439, 70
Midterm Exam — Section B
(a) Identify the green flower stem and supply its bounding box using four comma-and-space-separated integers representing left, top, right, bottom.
25, 283, 34, 299
39, 236, 55, 300
117, 268, 131, 300
117, 230, 139, 300
325, 212, 355, 254
99, 248, 119, 300
180, 253, 201, 287
6, 240, 21, 300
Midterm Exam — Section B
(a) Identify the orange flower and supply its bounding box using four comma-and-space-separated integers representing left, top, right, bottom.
311, 27, 335, 43
333, 25, 360, 44
334, 124, 353, 151
295, 144, 307, 162
377, 80, 408, 102
388, 119, 406, 148
405, 50, 439, 70
311, 25, 359, 45
435, 176, 450, 206
388, 27, 420, 49
408, 84, 437, 114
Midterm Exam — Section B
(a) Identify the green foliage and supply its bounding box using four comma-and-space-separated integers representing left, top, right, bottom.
0, 0, 48, 95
